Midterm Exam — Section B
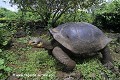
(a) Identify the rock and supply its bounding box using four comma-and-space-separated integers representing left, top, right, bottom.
56, 71, 83, 80
88, 73, 96, 78
7, 76, 22, 80
13, 30, 26, 38
64, 77, 74, 80
117, 36, 120, 43
100, 71, 109, 80
115, 46, 120, 53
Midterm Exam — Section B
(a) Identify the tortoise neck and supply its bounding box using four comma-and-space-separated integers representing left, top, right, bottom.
42, 40, 53, 50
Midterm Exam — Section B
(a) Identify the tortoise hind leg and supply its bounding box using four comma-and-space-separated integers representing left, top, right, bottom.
101, 46, 119, 74
52, 47, 76, 72
101, 46, 113, 64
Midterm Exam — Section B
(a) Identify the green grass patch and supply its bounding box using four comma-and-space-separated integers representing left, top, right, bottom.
2, 37, 120, 80
76, 58, 117, 80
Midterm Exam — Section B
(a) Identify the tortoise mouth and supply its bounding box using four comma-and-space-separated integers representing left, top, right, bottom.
28, 41, 36, 45
36, 42, 44, 48
28, 41, 43, 48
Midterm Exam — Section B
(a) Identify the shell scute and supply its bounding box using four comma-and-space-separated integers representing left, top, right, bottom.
50, 22, 111, 54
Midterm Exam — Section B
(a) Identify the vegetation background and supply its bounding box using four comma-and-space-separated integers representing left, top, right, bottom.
0, 0, 120, 80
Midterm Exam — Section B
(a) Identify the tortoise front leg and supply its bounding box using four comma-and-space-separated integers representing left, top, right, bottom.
52, 47, 76, 71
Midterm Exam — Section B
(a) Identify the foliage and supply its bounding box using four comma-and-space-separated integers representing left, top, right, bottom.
0, 8, 18, 33
0, 8, 17, 20
14, 11, 42, 35
0, 8, 40, 36
41, 69, 56, 80
94, 0, 120, 14
0, 8, 14, 79
76, 58, 117, 80
10, 0, 104, 28
93, 0, 120, 32
0, 0, 120, 79
0, 24, 12, 79
1, 35, 119, 80
58, 10, 93, 25
2, 36, 56, 79
0, 58, 11, 79
16, 11, 41, 21
0, 23, 12, 50
3, 48, 56, 79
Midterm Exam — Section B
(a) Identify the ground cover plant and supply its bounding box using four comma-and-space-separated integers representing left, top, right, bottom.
0, 0, 120, 79
1, 35, 119, 80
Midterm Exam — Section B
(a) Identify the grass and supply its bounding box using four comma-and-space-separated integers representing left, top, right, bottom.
76, 58, 117, 79
2, 36, 120, 80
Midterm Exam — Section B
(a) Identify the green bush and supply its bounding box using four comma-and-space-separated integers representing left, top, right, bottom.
0, 23, 12, 49
0, 8, 16, 80
0, 58, 11, 79
94, 13, 120, 32
57, 10, 93, 25
93, 0, 120, 32
0, 24, 13, 79
0, 8, 17, 20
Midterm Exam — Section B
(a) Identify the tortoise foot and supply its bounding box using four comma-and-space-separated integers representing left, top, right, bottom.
62, 67, 74, 73
103, 61, 119, 75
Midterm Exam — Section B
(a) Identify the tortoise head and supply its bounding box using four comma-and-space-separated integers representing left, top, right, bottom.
28, 37, 44, 48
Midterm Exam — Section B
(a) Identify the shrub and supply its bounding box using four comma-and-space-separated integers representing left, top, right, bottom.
93, 0, 120, 32
0, 23, 12, 50
0, 58, 11, 79
57, 10, 93, 25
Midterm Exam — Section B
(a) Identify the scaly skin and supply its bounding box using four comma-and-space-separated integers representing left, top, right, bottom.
52, 46, 76, 71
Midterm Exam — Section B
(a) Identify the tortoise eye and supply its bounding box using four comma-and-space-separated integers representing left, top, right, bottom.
32, 42, 36, 44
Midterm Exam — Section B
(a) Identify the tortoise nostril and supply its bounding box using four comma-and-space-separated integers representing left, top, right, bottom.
32, 42, 35, 43
32, 42, 37, 45
66, 35, 69, 39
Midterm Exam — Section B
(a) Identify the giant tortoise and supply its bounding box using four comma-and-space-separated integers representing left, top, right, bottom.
29, 22, 115, 72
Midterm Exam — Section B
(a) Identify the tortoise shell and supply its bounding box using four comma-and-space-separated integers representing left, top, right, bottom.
49, 22, 112, 54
